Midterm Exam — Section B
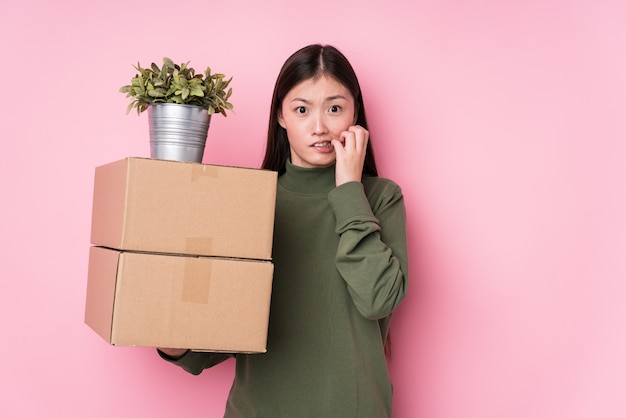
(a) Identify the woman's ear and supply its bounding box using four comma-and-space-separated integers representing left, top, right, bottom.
278, 111, 286, 129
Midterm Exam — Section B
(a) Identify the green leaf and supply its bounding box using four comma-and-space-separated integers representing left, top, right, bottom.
147, 88, 165, 98
192, 86, 204, 97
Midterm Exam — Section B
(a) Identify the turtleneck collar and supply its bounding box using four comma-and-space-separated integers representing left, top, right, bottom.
278, 159, 336, 195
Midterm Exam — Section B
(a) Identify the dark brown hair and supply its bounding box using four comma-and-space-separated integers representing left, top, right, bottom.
261, 44, 378, 177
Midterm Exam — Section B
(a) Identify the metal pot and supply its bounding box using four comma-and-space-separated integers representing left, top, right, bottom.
148, 103, 211, 163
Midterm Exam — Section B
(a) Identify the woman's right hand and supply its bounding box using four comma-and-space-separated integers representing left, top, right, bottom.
158, 348, 189, 359
332, 125, 369, 186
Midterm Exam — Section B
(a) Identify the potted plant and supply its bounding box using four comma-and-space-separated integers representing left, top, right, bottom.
120, 57, 234, 163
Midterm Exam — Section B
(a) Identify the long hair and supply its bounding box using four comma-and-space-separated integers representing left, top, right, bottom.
261, 44, 378, 177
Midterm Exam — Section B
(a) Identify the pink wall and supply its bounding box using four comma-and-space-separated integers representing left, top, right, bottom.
2, 1, 625, 417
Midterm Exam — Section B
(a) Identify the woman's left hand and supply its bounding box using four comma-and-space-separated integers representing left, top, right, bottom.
332, 125, 369, 186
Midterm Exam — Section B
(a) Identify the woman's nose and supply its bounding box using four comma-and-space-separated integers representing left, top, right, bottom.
312, 113, 328, 135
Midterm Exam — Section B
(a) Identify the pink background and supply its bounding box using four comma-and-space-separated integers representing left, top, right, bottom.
1, 1, 625, 417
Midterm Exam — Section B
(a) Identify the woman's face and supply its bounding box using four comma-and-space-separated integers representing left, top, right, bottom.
278, 75, 356, 169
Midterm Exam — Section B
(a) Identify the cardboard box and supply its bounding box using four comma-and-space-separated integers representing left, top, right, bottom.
90, 157, 277, 260
84, 246, 273, 353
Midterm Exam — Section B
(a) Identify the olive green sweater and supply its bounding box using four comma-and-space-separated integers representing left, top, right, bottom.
162, 161, 409, 417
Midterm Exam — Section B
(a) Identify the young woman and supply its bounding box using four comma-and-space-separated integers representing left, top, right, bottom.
159, 44, 409, 417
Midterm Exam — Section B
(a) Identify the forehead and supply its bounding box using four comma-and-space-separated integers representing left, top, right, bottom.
286, 75, 352, 101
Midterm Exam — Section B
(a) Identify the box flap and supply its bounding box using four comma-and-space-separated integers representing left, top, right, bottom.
90, 158, 130, 249
84, 247, 120, 341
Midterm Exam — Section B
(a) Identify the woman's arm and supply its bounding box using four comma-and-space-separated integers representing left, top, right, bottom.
329, 179, 408, 320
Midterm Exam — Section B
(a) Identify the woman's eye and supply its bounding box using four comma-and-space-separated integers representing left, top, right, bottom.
329, 105, 341, 113
296, 106, 307, 114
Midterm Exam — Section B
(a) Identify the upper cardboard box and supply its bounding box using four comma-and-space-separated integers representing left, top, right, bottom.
90, 157, 277, 260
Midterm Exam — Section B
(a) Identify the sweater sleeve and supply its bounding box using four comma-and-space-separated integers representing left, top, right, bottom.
328, 179, 408, 320
157, 349, 233, 375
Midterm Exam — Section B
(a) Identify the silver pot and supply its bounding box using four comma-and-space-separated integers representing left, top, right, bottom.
148, 103, 211, 163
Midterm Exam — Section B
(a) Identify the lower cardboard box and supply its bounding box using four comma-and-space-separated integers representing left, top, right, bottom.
84, 246, 273, 353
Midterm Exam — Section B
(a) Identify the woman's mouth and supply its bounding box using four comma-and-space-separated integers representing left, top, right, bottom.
311, 141, 334, 153
313, 141, 332, 148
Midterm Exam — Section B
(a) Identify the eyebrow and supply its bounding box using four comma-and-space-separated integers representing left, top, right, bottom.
290, 95, 349, 103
